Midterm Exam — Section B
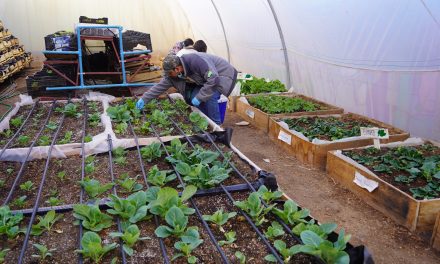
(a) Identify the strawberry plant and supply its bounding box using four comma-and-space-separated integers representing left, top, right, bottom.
31, 210, 63, 236
31, 243, 55, 261
272, 200, 309, 226
140, 142, 163, 162
218, 231, 236, 246
110, 224, 150, 256
202, 209, 236, 232
248, 95, 320, 114
240, 77, 286, 95
75, 231, 118, 263
73, 204, 113, 232
0, 205, 24, 239
234, 192, 274, 226
78, 177, 114, 199
117, 173, 143, 193
264, 221, 285, 240
146, 165, 176, 187
189, 112, 208, 131
146, 186, 197, 218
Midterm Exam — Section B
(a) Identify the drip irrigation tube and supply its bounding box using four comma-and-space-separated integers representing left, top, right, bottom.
78, 98, 88, 264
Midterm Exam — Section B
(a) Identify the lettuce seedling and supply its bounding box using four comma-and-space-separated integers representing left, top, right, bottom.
257, 185, 283, 204
218, 231, 236, 246
202, 209, 236, 232
11, 195, 27, 208
290, 230, 351, 264
264, 239, 298, 263
264, 221, 285, 240
45, 196, 63, 207
176, 162, 231, 189
292, 221, 337, 239
0, 206, 24, 239
272, 200, 309, 226
117, 174, 143, 193
56, 103, 82, 118
31, 243, 55, 261
106, 191, 149, 229
112, 147, 127, 165
57, 171, 66, 181
73, 204, 113, 232
140, 143, 163, 162
172, 229, 203, 264
88, 112, 101, 127
147, 165, 176, 187
155, 206, 198, 238
84, 134, 93, 143
79, 178, 114, 199
115, 122, 128, 134
189, 112, 208, 131
75, 231, 118, 263
235, 251, 246, 264
147, 186, 197, 218
31, 210, 63, 236
0, 248, 10, 262
19, 180, 34, 191
59, 131, 73, 144
107, 105, 132, 123
38, 135, 51, 146
45, 122, 58, 130
110, 224, 150, 256
234, 192, 274, 226
17, 135, 29, 146
10, 117, 23, 128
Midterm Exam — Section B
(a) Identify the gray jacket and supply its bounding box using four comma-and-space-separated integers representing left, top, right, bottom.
141, 53, 238, 103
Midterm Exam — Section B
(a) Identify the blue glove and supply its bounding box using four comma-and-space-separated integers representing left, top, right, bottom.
136, 98, 145, 109
191, 97, 201, 106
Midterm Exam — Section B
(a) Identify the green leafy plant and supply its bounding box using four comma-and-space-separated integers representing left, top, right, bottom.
271, 200, 309, 226
240, 77, 286, 95
20, 180, 34, 191
56, 103, 82, 118
117, 174, 143, 193
0, 206, 24, 239
6, 167, 14, 174
155, 206, 198, 239
150, 110, 171, 127
11, 195, 27, 208
45, 196, 63, 207
264, 221, 285, 240
31, 243, 55, 261
57, 171, 66, 181
234, 192, 274, 226
138, 122, 151, 134
189, 112, 208, 131
73, 204, 113, 232
45, 122, 58, 131
290, 230, 351, 264
110, 224, 150, 256
115, 122, 128, 134
88, 112, 101, 127
0, 248, 9, 263
235, 251, 246, 264
78, 177, 114, 198
257, 185, 283, 204
31, 210, 63, 236
75, 231, 118, 263
172, 231, 203, 264
140, 143, 163, 162
112, 147, 127, 165
87, 101, 99, 112
58, 131, 73, 144
106, 191, 149, 229
107, 105, 132, 123
292, 221, 337, 239
146, 165, 176, 187
38, 135, 51, 146
264, 239, 298, 263
84, 134, 93, 143
85, 156, 96, 175
202, 209, 236, 232
218, 231, 236, 246
248, 95, 320, 114
176, 162, 231, 189
147, 186, 196, 218
0, 180, 5, 188
1, 129, 13, 138
17, 135, 30, 146
10, 117, 23, 128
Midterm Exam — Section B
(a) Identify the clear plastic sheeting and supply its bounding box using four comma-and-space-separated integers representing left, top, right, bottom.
0, 94, 34, 132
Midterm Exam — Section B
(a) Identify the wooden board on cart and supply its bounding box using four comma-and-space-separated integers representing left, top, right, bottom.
236, 93, 343, 133
268, 113, 410, 170
327, 143, 440, 232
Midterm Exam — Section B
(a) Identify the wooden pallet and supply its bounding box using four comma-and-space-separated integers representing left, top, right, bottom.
268, 113, 410, 170
326, 141, 440, 232
236, 93, 343, 133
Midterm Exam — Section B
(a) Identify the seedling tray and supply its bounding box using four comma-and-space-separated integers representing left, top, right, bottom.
268, 113, 409, 170
327, 139, 440, 231
236, 93, 343, 133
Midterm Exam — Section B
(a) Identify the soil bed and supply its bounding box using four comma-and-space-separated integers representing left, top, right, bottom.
0, 105, 33, 148
10, 104, 50, 148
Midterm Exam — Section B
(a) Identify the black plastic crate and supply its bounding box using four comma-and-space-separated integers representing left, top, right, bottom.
120, 30, 152, 51
44, 31, 77, 51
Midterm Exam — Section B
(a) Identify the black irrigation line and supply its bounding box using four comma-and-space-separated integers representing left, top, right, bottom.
127, 120, 170, 264
78, 98, 88, 264
166, 97, 326, 264
0, 99, 39, 159
146, 114, 231, 264
157, 111, 284, 264
107, 134, 128, 264
17, 102, 67, 263
2, 100, 57, 205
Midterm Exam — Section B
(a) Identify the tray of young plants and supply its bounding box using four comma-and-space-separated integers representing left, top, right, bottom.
327, 141, 440, 231
107, 97, 213, 139
0, 99, 105, 152
267, 113, 410, 169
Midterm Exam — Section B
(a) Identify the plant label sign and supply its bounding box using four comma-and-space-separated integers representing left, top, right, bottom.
278, 130, 292, 145
360, 127, 389, 149
353, 171, 379, 192
237, 72, 253, 80
245, 109, 255, 119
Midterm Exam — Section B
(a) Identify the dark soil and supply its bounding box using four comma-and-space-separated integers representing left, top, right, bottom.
112, 150, 145, 197
54, 102, 84, 145
86, 101, 105, 138
0, 105, 33, 148
83, 154, 113, 201
343, 144, 440, 199
128, 218, 164, 263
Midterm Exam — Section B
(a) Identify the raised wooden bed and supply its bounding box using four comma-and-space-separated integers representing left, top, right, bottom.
326, 140, 440, 232
431, 212, 440, 251
268, 113, 410, 170
236, 93, 343, 133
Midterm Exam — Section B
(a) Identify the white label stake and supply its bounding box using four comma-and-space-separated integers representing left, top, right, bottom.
360, 127, 389, 150
353, 171, 379, 192
245, 109, 255, 119
278, 130, 292, 145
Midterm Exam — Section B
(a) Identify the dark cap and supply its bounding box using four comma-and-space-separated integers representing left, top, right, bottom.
162, 54, 181, 76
